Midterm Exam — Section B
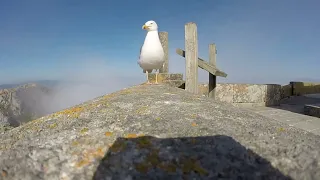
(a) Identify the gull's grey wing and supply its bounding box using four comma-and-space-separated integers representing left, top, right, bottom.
139, 45, 142, 60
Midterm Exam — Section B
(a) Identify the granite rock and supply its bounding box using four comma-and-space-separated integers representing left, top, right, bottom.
0, 83, 51, 129
0, 84, 319, 180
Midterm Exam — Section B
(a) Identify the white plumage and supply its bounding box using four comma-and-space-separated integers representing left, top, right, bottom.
138, 20, 164, 84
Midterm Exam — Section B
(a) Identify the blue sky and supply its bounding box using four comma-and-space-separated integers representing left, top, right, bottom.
0, 0, 319, 86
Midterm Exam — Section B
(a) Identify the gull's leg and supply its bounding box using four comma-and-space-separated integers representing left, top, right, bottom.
146, 70, 151, 84
155, 70, 159, 84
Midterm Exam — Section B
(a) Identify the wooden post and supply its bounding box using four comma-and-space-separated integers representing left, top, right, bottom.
184, 22, 198, 94
208, 44, 217, 98
159, 32, 169, 73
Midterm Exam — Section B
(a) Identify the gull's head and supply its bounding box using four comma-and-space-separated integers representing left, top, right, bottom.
142, 20, 158, 31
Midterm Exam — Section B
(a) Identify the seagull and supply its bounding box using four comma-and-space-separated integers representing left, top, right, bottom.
138, 20, 165, 84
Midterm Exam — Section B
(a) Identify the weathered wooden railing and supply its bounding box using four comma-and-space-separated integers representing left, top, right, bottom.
156, 23, 283, 106
157, 22, 227, 99
176, 22, 227, 98
158, 32, 169, 73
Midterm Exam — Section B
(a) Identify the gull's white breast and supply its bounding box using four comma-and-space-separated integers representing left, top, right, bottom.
138, 31, 165, 71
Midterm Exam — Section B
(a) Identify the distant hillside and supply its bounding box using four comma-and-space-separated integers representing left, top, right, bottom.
0, 83, 52, 130
0, 80, 61, 90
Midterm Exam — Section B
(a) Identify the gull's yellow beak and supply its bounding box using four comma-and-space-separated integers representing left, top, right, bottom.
142, 25, 149, 30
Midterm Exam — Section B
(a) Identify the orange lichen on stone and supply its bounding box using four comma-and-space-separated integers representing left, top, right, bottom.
191, 122, 197, 127
126, 134, 138, 138
125, 133, 144, 139
55, 106, 84, 118
75, 147, 105, 168
90, 147, 104, 158
75, 159, 91, 168
1, 170, 8, 177
105, 131, 113, 137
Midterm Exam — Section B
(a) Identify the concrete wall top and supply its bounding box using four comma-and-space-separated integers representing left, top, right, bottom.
290, 81, 320, 96
199, 83, 281, 106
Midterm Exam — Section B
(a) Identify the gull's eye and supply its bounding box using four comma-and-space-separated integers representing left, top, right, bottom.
150, 22, 153, 25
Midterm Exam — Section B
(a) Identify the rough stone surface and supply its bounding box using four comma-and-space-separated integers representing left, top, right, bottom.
147, 73, 183, 83
291, 82, 320, 96
162, 80, 185, 88
199, 83, 281, 106
280, 96, 320, 106
233, 84, 265, 103
0, 84, 319, 180
0, 83, 51, 129
281, 84, 292, 98
215, 83, 234, 103
304, 104, 320, 118
265, 84, 282, 106
243, 104, 320, 135
152, 74, 282, 106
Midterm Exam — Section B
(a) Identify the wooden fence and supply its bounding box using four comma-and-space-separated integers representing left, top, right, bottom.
158, 32, 169, 73
158, 22, 227, 99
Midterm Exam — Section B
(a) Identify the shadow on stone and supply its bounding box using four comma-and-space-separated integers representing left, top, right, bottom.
93, 135, 292, 180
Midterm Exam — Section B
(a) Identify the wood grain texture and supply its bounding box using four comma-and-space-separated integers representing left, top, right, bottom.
176, 48, 227, 78
209, 44, 217, 98
159, 32, 169, 73
184, 22, 198, 94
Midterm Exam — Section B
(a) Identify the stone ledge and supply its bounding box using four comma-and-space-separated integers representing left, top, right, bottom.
199, 83, 281, 106
1, 84, 320, 179
155, 75, 282, 106
290, 82, 320, 96
162, 80, 185, 88
148, 73, 183, 83
304, 104, 320, 118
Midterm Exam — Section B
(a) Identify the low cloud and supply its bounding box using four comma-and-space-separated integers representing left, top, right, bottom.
39, 58, 143, 114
